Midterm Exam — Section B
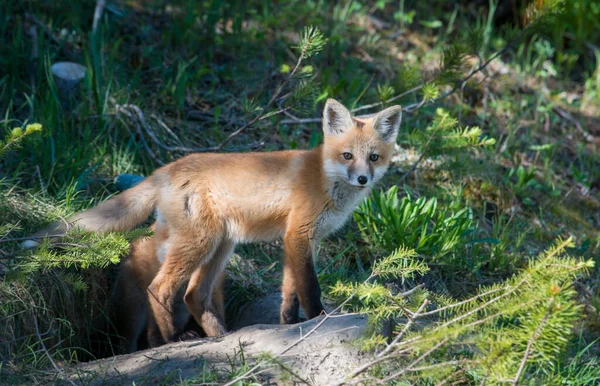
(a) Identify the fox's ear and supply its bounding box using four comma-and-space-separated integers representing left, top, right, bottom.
373, 105, 402, 143
323, 98, 353, 136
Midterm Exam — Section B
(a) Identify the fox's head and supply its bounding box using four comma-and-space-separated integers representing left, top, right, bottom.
321, 98, 402, 190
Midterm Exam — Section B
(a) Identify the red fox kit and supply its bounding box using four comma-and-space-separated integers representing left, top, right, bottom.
112, 222, 224, 353
26, 99, 402, 344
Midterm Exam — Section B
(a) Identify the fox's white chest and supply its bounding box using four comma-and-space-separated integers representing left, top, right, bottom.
315, 186, 369, 239
315, 209, 353, 239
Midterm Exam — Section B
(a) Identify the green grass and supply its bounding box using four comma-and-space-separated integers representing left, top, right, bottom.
1, 0, 599, 384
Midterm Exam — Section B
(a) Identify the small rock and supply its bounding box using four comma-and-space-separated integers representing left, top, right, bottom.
50, 62, 86, 111
113, 174, 145, 191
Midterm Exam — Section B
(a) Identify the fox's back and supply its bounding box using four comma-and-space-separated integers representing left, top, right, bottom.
154, 148, 328, 242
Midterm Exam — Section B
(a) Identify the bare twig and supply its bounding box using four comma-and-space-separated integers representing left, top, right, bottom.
116, 105, 165, 165
379, 338, 450, 383
279, 116, 322, 125
269, 355, 315, 385
33, 315, 77, 386
150, 115, 185, 147
23, 13, 78, 59
403, 23, 532, 114
377, 299, 429, 358
337, 349, 417, 386
399, 283, 424, 297
351, 85, 423, 114
117, 103, 267, 155
396, 110, 447, 185
116, 71, 295, 156
553, 106, 594, 143
396, 149, 428, 186
281, 22, 533, 127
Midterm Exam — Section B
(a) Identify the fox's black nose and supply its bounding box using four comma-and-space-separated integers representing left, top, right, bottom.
357, 175, 368, 185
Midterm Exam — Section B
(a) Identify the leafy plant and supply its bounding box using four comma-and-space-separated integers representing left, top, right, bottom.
354, 185, 474, 261
508, 164, 539, 192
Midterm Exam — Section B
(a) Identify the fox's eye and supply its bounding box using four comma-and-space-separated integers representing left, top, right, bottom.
343, 152, 353, 160
369, 154, 380, 162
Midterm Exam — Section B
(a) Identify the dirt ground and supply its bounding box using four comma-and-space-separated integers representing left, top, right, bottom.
71, 294, 369, 385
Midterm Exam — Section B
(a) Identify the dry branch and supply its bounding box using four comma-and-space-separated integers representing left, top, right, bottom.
281, 21, 534, 127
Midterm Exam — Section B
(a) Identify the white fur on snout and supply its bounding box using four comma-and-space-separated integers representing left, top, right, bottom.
373, 165, 389, 184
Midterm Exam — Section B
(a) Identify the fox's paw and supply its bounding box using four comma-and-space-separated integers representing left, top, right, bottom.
280, 295, 300, 324
280, 309, 300, 325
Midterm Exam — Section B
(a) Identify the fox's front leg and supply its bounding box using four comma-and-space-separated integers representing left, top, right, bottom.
280, 261, 300, 324
280, 230, 325, 324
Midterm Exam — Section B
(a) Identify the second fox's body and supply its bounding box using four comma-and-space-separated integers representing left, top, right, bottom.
29, 99, 402, 343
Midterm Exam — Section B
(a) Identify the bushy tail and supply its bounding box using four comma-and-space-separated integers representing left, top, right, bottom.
22, 177, 159, 248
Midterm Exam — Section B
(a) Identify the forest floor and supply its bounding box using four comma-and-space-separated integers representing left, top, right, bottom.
1, 0, 600, 385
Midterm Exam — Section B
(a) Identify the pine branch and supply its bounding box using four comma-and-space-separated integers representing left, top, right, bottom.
325, 237, 587, 386
378, 338, 450, 384
439, 277, 527, 329
408, 360, 474, 373
213, 26, 324, 151
418, 286, 504, 317
512, 302, 554, 386
377, 299, 429, 358
0, 124, 43, 157
331, 299, 429, 386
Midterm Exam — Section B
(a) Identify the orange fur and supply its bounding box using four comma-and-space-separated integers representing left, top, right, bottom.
28, 100, 402, 342
112, 223, 225, 353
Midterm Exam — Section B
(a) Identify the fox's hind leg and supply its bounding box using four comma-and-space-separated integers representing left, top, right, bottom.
211, 272, 226, 324
147, 233, 221, 343
184, 239, 232, 337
